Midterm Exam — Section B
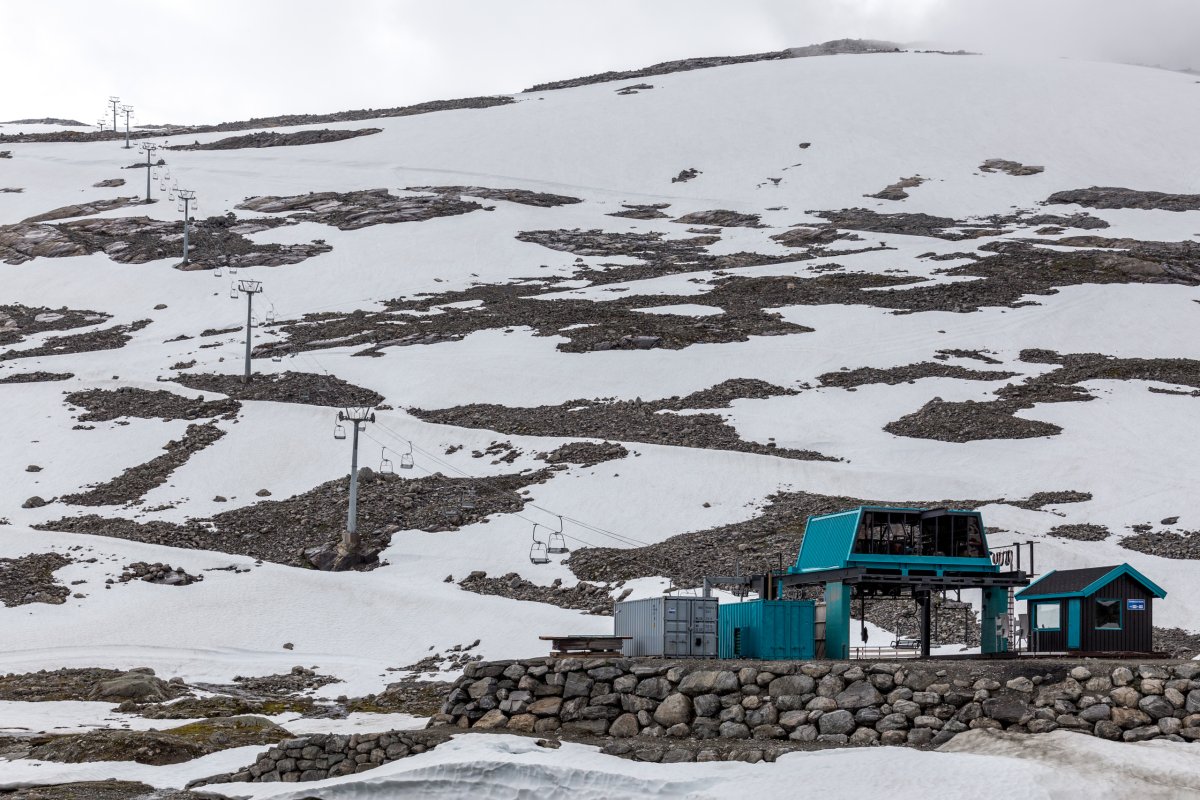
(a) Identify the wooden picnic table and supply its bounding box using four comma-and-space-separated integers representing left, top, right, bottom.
540, 635, 631, 658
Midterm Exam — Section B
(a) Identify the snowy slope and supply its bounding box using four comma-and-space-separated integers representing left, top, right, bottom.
2, 47, 1200, 795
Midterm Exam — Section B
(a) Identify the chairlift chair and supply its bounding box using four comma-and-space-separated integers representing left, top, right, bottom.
271, 353, 282, 363
379, 448, 395, 475
333, 421, 347, 440
529, 524, 550, 565
213, 267, 223, 278
265, 307, 276, 324
546, 514, 569, 555
399, 441, 414, 470
229, 266, 238, 276
461, 487, 477, 510
229, 282, 239, 299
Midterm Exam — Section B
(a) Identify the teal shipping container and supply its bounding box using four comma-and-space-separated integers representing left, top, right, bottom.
718, 600, 815, 660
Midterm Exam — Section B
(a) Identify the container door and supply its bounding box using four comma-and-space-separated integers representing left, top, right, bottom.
1067, 598, 1081, 650
664, 599, 689, 655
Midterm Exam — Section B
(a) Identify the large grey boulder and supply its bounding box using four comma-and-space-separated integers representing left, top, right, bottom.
89, 669, 173, 704
768, 674, 815, 698
678, 670, 739, 696
653, 694, 694, 728
835, 680, 883, 710
817, 709, 855, 736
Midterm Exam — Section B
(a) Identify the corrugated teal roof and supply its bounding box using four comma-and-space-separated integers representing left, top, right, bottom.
792, 508, 860, 572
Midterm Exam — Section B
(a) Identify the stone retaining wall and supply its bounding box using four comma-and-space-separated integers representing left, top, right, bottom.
190, 730, 446, 786
432, 658, 1200, 750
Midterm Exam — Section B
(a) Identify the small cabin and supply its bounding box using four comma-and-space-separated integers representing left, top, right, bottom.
1016, 563, 1166, 654
789, 506, 996, 576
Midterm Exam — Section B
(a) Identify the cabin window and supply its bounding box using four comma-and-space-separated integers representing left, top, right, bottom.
1095, 598, 1122, 630
1034, 602, 1061, 631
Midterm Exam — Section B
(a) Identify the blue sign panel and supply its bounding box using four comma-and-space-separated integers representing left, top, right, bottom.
1127, 599, 1146, 611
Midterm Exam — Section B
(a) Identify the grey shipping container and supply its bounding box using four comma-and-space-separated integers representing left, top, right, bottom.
613, 596, 718, 657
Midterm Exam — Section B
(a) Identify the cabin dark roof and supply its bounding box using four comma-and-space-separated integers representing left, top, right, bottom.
1016, 563, 1167, 600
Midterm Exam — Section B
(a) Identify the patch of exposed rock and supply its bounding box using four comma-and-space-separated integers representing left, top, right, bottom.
0, 304, 110, 348
770, 226, 850, 247
1005, 490, 1093, 510
118, 561, 204, 586
818, 362, 1017, 388
608, 203, 671, 219
169, 127, 381, 150
0, 370, 74, 383
28, 716, 289, 765
672, 168, 701, 183
411, 380, 830, 462
38, 468, 553, 567
172, 371, 382, 407
21, 196, 143, 223
1045, 186, 1200, 212
0, 213, 329, 268
536, 441, 629, 467
1121, 529, 1200, 560
884, 397, 1062, 442
1154, 627, 1200, 659
867, 176, 926, 200
1, 319, 149, 362
236, 188, 484, 230
405, 185, 582, 207
0, 781, 225, 800
66, 387, 240, 422
61, 423, 225, 507
523, 39, 903, 91
271, 276, 812, 358
0, 553, 71, 607
0, 96, 513, 143
934, 349, 1003, 365
980, 159, 1044, 176
1047, 524, 1110, 541
0, 667, 186, 703
93, 178, 125, 188
459, 571, 615, 615
672, 210, 764, 228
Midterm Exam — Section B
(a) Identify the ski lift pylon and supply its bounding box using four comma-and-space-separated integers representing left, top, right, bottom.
546, 514, 569, 555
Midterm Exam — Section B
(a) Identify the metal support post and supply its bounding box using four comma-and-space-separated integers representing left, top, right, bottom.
919, 591, 932, 659
120, 105, 134, 148
337, 407, 376, 550
234, 279, 263, 383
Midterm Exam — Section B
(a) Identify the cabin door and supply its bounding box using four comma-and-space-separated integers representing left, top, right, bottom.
1067, 599, 1081, 650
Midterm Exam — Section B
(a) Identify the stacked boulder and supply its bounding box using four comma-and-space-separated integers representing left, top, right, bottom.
433, 659, 1200, 752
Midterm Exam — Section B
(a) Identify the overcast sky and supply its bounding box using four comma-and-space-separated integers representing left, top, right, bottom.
2, 0, 1197, 125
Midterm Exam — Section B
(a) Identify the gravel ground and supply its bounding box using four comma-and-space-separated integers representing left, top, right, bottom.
0, 552, 71, 607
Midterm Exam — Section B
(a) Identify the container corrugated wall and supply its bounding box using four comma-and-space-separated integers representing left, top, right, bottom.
718, 600, 815, 660
614, 596, 718, 657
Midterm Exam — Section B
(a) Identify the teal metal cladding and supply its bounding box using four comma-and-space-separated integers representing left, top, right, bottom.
792, 509, 860, 572
718, 600, 815, 660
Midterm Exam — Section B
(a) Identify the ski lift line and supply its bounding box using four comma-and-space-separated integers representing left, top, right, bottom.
360, 429, 614, 550
373, 421, 639, 544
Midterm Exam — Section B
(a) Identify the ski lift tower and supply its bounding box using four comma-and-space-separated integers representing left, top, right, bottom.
337, 406, 376, 550
137, 142, 158, 203
120, 105, 134, 148
108, 96, 120, 132
176, 189, 196, 266
233, 279, 263, 384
